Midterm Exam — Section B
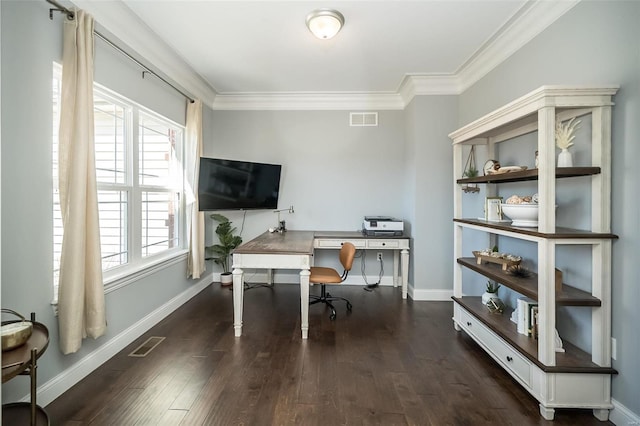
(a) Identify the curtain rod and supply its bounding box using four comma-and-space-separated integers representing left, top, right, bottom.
46, 0, 195, 104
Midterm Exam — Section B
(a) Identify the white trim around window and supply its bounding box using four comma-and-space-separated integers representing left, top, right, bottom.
52, 63, 188, 303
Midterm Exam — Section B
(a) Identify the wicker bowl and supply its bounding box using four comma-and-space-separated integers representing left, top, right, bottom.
1, 309, 33, 351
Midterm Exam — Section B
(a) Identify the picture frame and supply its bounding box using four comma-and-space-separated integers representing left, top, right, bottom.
485, 196, 503, 221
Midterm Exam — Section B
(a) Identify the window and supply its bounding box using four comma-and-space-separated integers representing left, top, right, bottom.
53, 65, 185, 296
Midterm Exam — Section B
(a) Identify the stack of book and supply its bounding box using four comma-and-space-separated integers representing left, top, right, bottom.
516, 297, 538, 338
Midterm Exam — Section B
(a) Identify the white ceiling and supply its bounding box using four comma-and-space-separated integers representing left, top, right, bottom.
77, 0, 579, 108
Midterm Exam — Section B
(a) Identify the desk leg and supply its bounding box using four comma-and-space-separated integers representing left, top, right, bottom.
300, 269, 310, 339
393, 251, 400, 287
401, 249, 409, 299
233, 268, 244, 337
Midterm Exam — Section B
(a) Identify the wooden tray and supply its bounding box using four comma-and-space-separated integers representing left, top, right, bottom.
472, 251, 521, 270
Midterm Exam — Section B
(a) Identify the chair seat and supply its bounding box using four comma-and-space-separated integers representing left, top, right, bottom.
310, 266, 342, 284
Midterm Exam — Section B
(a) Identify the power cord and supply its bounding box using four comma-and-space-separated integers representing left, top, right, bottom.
224, 270, 274, 291
239, 210, 247, 237
359, 250, 384, 291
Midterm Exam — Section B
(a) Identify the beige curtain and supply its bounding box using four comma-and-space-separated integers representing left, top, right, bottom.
58, 10, 106, 354
186, 100, 205, 278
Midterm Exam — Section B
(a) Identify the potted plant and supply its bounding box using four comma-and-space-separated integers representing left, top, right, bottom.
482, 281, 500, 305
206, 213, 242, 286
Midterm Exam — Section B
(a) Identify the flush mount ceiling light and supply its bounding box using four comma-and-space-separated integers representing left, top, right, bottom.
306, 9, 345, 39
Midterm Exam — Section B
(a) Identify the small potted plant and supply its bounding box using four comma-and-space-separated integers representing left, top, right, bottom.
482, 281, 501, 305
206, 213, 242, 286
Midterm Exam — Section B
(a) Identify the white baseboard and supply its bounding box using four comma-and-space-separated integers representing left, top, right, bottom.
34, 273, 213, 407
410, 287, 454, 301
227, 271, 455, 301
611, 398, 640, 426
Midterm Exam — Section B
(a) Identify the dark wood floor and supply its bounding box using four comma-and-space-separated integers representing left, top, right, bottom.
46, 283, 612, 425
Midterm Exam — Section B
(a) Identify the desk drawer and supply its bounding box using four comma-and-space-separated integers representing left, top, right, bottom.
455, 304, 532, 388
366, 240, 400, 249
315, 239, 366, 249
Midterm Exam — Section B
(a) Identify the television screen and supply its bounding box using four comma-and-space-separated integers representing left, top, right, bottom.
198, 157, 282, 211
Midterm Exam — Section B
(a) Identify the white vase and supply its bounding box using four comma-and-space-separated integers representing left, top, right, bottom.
482, 291, 499, 305
557, 149, 573, 167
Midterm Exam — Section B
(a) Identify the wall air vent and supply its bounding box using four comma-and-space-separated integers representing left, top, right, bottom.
350, 112, 378, 127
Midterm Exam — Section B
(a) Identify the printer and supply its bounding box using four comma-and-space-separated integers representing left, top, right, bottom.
362, 216, 404, 236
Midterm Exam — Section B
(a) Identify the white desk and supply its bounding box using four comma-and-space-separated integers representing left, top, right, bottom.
313, 231, 410, 299
232, 230, 410, 339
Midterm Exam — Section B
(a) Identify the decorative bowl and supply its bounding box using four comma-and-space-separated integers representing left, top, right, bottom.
1, 309, 33, 351
500, 203, 540, 227
2, 321, 33, 351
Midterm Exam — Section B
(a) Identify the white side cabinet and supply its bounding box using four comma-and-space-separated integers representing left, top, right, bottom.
449, 86, 618, 421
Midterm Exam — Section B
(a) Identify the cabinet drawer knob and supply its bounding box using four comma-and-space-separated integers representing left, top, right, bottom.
466, 321, 472, 326
506, 356, 513, 362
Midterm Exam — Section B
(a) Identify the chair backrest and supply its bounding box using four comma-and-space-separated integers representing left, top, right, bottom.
339, 242, 357, 272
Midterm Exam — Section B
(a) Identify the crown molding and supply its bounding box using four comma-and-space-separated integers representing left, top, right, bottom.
398, 74, 462, 105
211, 92, 405, 111
456, 0, 580, 92
71, 0, 217, 106
69, 0, 578, 111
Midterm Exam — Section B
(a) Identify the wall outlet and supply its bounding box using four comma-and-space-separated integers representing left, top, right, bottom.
611, 337, 617, 360
377, 252, 383, 261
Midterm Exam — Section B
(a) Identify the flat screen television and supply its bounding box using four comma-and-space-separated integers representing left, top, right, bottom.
198, 157, 282, 211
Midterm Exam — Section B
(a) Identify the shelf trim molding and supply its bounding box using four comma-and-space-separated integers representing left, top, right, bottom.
448, 86, 619, 145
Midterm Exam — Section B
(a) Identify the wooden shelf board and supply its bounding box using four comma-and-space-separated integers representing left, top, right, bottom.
457, 257, 601, 306
454, 218, 619, 240
456, 167, 600, 184
453, 297, 617, 374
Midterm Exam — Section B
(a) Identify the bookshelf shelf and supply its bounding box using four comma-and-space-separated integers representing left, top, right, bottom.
456, 166, 601, 185
452, 297, 616, 374
457, 257, 601, 306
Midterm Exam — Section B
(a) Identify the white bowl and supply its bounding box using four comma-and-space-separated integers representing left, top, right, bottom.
500, 203, 539, 227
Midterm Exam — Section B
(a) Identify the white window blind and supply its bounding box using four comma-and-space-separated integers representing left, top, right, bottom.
52, 64, 185, 298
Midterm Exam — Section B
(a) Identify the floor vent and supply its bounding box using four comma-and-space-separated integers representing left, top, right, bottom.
128, 336, 166, 357
350, 112, 378, 127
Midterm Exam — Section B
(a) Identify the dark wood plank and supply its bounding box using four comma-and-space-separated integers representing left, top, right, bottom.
454, 218, 619, 239
46, 284, 614, 425
457, 257, 602, 306
456, 166, 601, 184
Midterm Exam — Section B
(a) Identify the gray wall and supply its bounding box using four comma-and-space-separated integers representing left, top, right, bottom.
458, 0, 640, 417
206, 109, 410, 277
404, 96, 457, 294
204, 99, 455, 299
1, 0, 205, 403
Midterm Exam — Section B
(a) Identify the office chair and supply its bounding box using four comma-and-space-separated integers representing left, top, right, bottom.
309, 242, 356, 320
